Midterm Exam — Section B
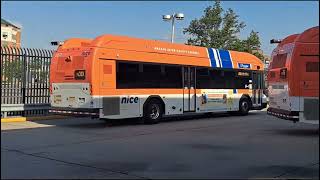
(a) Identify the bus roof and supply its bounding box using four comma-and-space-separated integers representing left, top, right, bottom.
274, 26, 319, 48
277, 34, 300, 48
296, 26, 319, 43
58, 34, 263, 70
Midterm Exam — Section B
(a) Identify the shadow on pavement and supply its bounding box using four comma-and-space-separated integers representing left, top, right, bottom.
248, 164, 319, 178
85, 111, 241, 127
273, 128, 319, 137
29, 111, 247, 129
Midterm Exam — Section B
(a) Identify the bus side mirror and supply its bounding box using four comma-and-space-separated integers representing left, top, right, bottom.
270, 39, 282, 44
51, 41, 64, 46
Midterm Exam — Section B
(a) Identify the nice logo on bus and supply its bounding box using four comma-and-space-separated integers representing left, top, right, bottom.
121, 97, 139, 104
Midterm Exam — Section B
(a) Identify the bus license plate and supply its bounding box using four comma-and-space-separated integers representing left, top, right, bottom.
75, 70, 85, 80
68, 97, 75, 103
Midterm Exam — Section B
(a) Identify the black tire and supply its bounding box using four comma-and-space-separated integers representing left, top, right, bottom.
238, 97, 250, 115
143, 99, 163, 124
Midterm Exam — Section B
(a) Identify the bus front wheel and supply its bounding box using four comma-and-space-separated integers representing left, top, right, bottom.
239, 97, 250, 115
143, 99, 163, 124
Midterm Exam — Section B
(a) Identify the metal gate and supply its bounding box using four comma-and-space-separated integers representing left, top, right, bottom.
1, 47, 54, 118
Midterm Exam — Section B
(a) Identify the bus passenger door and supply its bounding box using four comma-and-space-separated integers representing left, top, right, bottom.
252, 71, 262, 107
183, 67, 196, 112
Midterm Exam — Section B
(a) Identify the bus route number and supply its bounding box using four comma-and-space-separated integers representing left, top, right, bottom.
75, 70, 86, 80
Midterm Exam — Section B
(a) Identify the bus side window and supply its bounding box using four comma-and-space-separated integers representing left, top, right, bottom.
143, 64, 162, 88
235, 70, 251, 89
224, 70, 236, 89
209, 69, 224, 88
117, 62, 139, 88
162, 65, 182, 88
196, 68, 210, 89
116, 62, 182, 89
197, 68, 253, 89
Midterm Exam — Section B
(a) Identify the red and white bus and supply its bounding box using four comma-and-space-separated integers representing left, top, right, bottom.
267, 26, 319, 124
49, 34, 266, 123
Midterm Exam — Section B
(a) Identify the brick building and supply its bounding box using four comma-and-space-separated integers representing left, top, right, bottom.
1, 18, 21, 47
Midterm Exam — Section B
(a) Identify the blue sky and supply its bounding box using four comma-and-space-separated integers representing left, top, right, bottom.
1, 1, 319, 55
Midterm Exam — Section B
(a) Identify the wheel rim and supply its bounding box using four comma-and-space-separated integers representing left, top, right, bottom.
241, 101, 249, 112
149, 104, 160, 119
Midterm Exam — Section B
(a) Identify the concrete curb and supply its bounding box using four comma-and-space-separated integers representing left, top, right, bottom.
1, 117, 26, 123
1, 115, 69, 123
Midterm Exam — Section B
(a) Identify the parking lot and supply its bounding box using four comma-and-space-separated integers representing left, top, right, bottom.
1, 110, 319, 179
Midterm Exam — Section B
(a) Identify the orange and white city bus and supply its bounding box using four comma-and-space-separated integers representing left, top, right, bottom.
49, 34, 266, 123
267, 26, 319, 124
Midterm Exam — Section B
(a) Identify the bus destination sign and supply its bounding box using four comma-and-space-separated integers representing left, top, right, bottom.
238, 63, 251, 69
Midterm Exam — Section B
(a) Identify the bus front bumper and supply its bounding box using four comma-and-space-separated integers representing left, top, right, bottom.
267, 107, 299, 121
49, 107, 99, 117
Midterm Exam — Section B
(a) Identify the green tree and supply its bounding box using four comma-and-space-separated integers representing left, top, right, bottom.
2, 58, 49, 84
183, 0, 264, 61
244, 31, 264, 60
2, 58, 24, 83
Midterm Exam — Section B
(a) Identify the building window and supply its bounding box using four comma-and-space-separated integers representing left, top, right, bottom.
2, 32, 8, 39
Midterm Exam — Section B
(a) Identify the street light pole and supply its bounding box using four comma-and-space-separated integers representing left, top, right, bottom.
171, 15, 175, 43
163, 13, 184, 43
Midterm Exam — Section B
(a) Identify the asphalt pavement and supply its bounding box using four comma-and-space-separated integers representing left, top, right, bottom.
1, 110, 319, 179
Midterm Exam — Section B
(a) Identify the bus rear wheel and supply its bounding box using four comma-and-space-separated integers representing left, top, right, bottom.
143, 99, 163, 124
239, 97, 250, 115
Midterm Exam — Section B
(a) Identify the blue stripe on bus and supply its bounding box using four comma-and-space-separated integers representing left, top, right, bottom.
207, 48, 217, 67
215, 49, 222, 67
218, 49, 233, 68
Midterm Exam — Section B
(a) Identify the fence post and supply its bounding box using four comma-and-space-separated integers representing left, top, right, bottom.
22, 54, 27, 116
